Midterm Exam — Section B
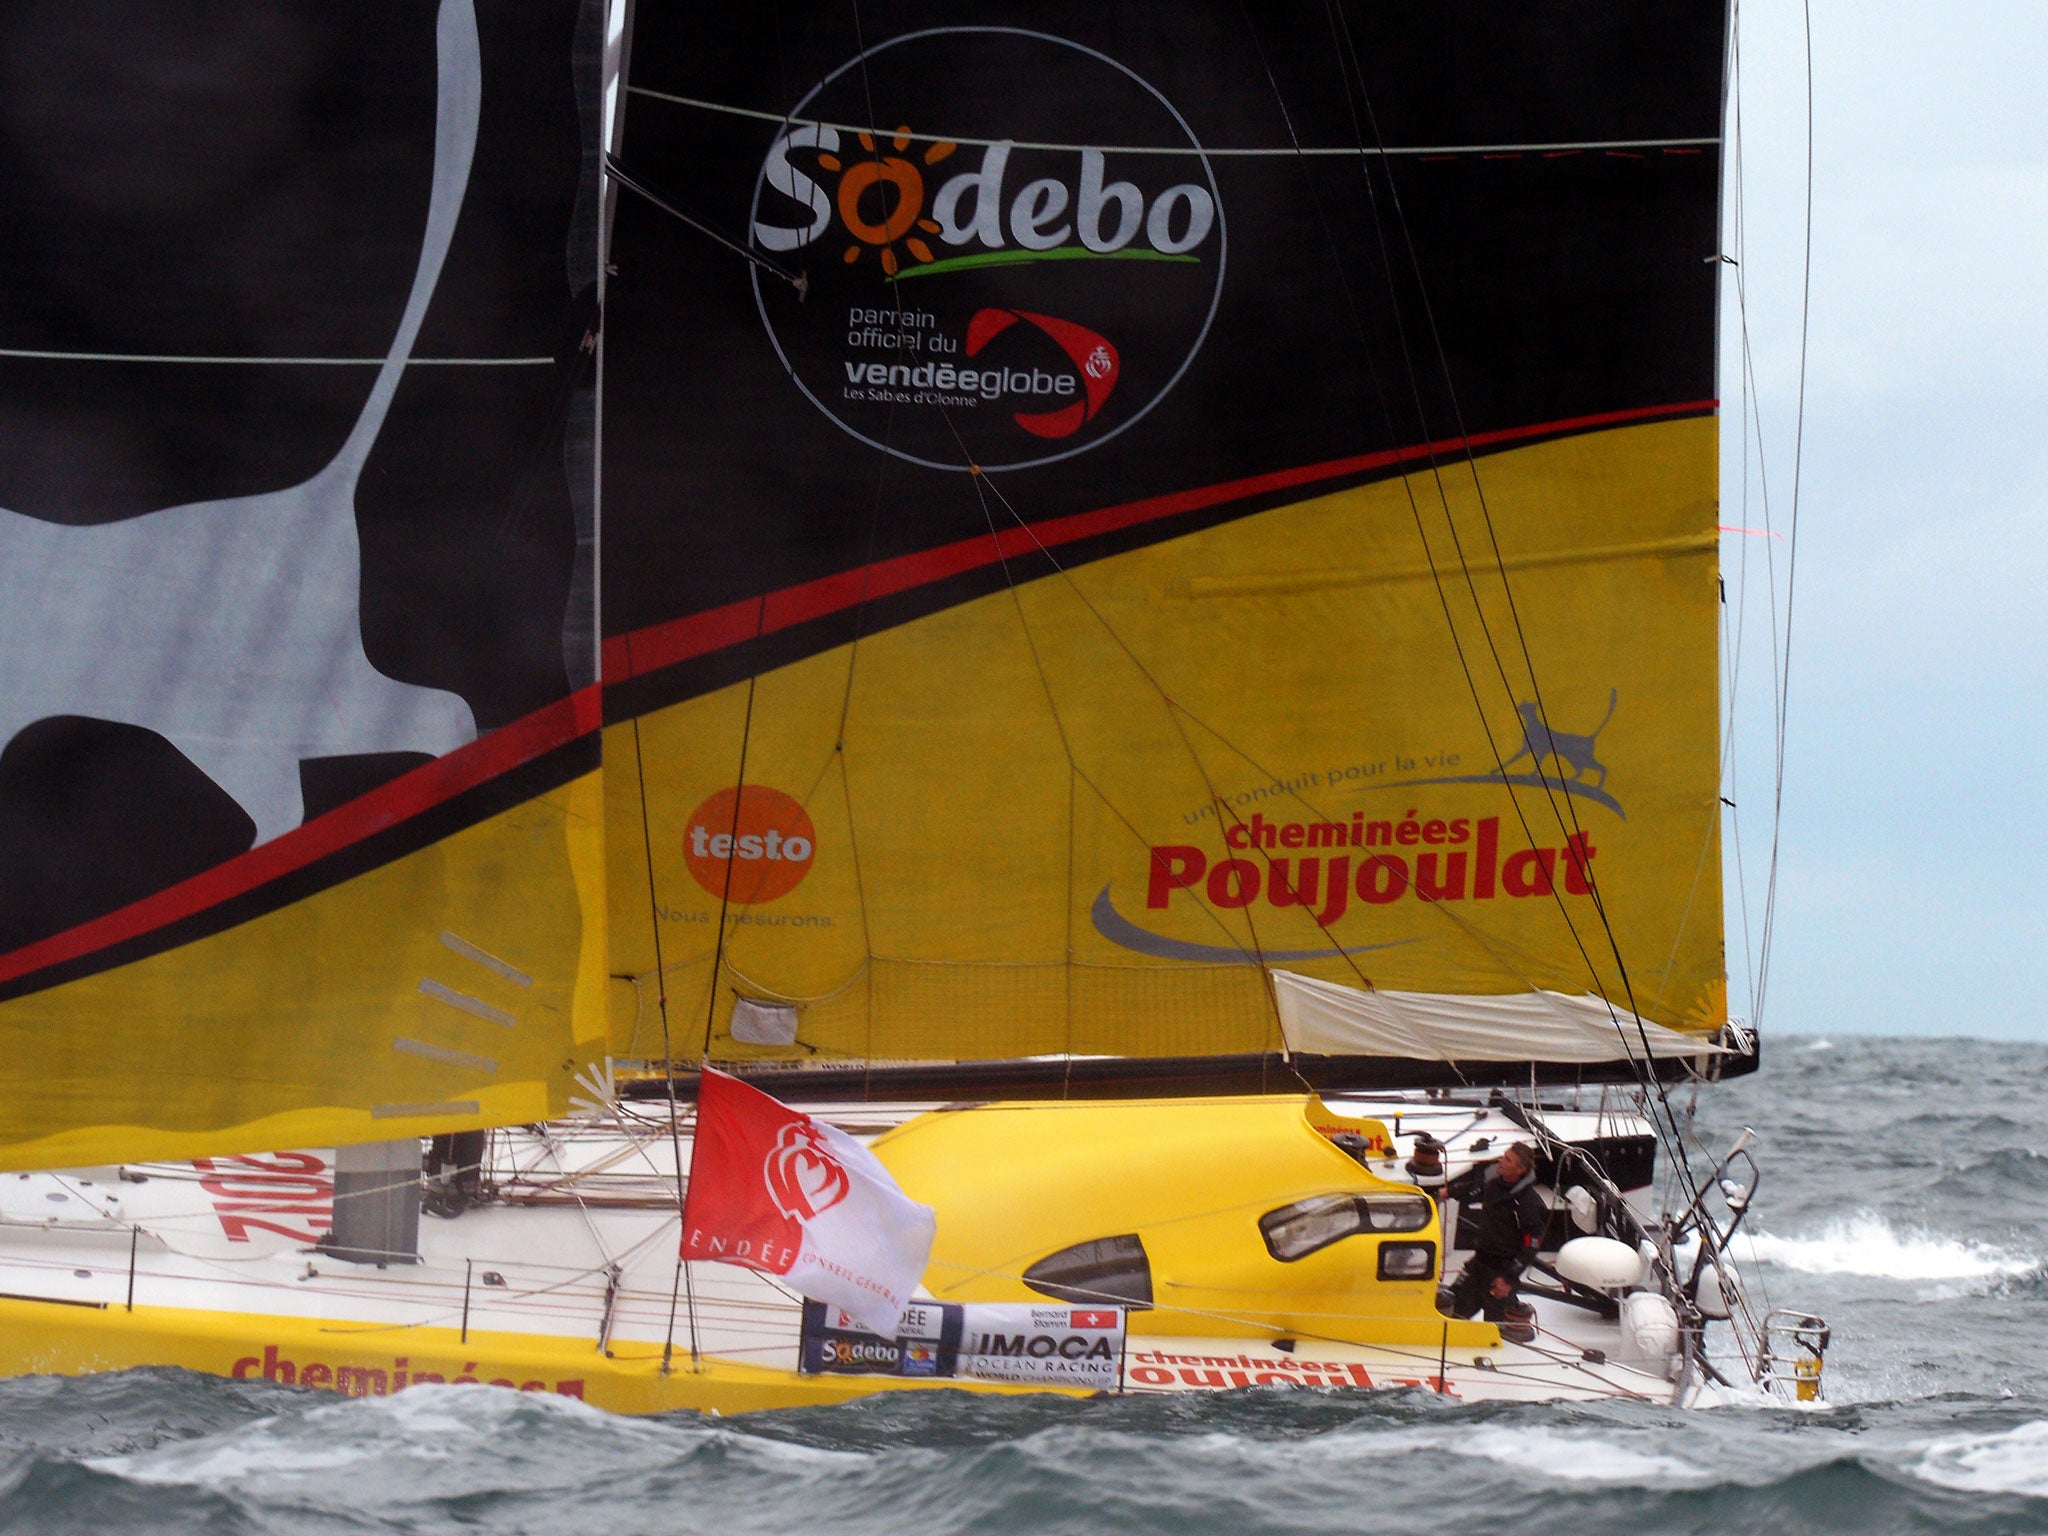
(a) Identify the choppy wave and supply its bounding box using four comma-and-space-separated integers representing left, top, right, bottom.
1910, 1420, 2048, 1496
0, 1037, 2044, 1534
2, 1380, 2043, 1536
1733, 1210, 2042, 1283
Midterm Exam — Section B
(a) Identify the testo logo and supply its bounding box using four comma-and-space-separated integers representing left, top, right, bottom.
683, 786, 816, 904
748, 27, 1224, 471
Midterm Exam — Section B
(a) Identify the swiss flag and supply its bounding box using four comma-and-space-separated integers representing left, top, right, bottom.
1070, 1310, 1120, 1330
681, 1069, 936, 1337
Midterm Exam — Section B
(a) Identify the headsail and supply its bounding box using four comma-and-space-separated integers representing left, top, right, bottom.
603, 5, 1730, 1069
0, 0, 608, 1167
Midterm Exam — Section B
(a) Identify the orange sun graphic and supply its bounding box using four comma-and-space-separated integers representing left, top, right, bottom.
817, 126, 954, 276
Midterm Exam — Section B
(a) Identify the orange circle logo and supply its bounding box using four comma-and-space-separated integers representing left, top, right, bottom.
683, 786, 816, 904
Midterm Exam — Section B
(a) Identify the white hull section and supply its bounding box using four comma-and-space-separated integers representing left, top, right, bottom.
0, 1096, 1754, 1410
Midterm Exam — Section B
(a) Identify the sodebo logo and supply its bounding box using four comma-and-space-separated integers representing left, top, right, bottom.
749, 27, 1225, 472
683, 786, 815, 905
755, 134, 1217, 270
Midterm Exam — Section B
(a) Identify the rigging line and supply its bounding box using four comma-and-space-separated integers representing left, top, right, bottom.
965, 459, 1522, 1070
950, 453, 1311, 1006
942, 333, 1564, 1011
958, 445, 1283, 995
1720, 8, 1790, 1035
1723, 6, 1764, 1022
841, 0, 902, 1094
1321, 5, 1626, 917
604, 151, 808, 296
1321, 7, 1708, 1195
529, 1123, 619, 1273
1273, 3, 1659, 1075
625, 87, 1717, 160
1732, 243, 1788, 1019
1712, 24, 1761, 1015
1309, 7, 1600, 903
632, 712, 696, 1373
1318, 33, 1711, 1134
935, 414, 1299, 1021
1718, 8, 1764, 1028
701, 598, 770, 1062
1164, 1, 1586, 1030
957, 421, 1578, 1015
1738, 316, 1784, 1018
493, 311, 599, 543
794, 375, 895, 1088
1755, 0, 1815, 1031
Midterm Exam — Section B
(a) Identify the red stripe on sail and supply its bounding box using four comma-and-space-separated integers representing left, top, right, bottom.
601, 400, 1716, 684
0, 686, 601, 987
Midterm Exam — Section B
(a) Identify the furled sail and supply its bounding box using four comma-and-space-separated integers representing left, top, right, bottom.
602, 3, 1731, 1070
0, 0, 608, 1168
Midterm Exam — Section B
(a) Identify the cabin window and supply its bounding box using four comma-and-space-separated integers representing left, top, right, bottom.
1260, 1193, 1432, 1262
1022, 1234, 1153, 1308
1377, 1241, 1436, 1281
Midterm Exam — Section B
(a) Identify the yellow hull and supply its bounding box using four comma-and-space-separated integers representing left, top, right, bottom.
0, 1296, 1076, 1416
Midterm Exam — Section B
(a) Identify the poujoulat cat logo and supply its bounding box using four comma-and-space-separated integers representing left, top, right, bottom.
748, 27, 1225, 472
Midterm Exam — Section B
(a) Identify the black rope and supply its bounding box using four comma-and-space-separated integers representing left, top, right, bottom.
632, 714, 696, 1373
1312, 2, 1713, 1210
605, 152, 808, 297
701, 601, 768, 1060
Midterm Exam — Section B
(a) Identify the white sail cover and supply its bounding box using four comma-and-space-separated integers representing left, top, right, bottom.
1270, 971, 1723, 1064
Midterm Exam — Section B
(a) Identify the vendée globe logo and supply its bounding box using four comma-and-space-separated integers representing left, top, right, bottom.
748, 27, 1226, 472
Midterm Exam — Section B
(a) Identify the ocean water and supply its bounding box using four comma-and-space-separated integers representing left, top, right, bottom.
1, 1035, 2043, 1535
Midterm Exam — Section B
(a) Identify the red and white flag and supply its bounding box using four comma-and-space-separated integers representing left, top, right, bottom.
680, 1069, 936, 1338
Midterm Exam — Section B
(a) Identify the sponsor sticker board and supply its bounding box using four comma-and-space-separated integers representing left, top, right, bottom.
800, 1300, 1124, 1389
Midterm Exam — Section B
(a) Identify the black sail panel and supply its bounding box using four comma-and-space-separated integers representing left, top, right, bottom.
0, 0, 608, 1166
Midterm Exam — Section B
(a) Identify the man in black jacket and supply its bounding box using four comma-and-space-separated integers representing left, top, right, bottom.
1439, 1141, 1547, 1326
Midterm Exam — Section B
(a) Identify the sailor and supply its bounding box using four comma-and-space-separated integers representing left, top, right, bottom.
1438, 1141, 1548, 1330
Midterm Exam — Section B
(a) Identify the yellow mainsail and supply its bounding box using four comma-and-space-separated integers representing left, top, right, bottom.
607, 421, 1721, 1064
601, 9, 1731, 1069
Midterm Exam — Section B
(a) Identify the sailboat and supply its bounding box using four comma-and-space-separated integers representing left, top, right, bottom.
0, 0, 1828, 1409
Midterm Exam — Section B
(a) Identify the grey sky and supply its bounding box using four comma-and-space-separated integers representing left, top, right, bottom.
1719, 1, 2047, 1038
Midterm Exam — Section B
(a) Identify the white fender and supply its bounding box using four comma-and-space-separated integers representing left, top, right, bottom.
1620, 1291, 1681, 1364
1554, 1235, 1647, 1290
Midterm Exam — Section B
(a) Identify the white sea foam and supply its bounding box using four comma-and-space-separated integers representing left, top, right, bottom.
1447, 1425, 1705, 1484
1733, 1211, 2039, 1282
87, 1382, 863, 1490
1909, 1420, 2048, 1495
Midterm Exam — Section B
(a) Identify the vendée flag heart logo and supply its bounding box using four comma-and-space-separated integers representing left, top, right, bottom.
681, 1068, 937, 1337
765, 1121, 851, 1221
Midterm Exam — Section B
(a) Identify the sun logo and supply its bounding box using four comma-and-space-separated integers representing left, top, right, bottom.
816, 126, 954, 276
